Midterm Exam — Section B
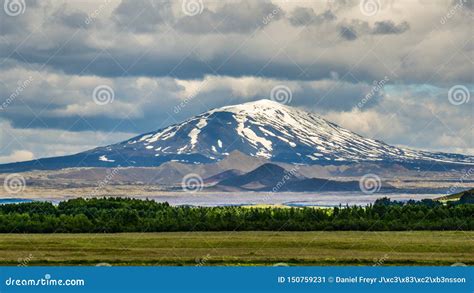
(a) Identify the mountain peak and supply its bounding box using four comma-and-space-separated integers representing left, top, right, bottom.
2, 98, 473, 172
217, 99, 289, 114
102, 99, 473, 167
232, 98, 285, 107
217, 163, 294, 188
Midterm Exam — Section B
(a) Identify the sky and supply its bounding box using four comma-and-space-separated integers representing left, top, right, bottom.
0, 0, 473, 163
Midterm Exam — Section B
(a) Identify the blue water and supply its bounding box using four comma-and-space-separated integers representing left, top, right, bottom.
0, 198, 34, 204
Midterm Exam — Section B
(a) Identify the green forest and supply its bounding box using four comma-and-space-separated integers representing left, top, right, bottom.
0, 194, 472, 233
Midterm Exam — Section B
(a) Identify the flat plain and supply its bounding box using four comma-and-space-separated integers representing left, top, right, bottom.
1, 231, 472, 266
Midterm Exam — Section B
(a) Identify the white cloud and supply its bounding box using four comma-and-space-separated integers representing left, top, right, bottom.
323, 109, 405, 140
0, 120, 135, 162
0, 150, 34, 164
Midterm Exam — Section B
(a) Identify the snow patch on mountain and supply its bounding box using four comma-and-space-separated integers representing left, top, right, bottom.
99, 155, 115, 162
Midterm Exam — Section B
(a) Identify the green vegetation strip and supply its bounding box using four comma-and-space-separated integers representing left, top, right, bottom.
0, 197, 473, 233
1, 231, 472, 266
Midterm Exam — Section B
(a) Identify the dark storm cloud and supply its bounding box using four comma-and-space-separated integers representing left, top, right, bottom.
339, 25, 358, 41
0, 1, 463, 85
288, 7, 336, 26
338, 19, 409, 40
455, 0, 474, 10
2, 40, 377, 83
372, 20, 409, 35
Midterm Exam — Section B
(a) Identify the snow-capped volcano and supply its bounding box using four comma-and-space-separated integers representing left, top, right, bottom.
1, 99, 473, 172
89, 99, 472, 166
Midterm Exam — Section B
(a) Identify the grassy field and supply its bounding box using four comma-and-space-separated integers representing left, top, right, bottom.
0, 231, 472, 266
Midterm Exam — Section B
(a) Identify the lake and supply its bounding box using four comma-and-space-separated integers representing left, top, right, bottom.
1, 192, 443, 207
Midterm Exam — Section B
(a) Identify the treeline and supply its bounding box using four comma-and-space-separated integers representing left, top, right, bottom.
0, 196, 472, 233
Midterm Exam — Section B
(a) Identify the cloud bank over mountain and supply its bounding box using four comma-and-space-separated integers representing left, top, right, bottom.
0, 0, 472, 163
